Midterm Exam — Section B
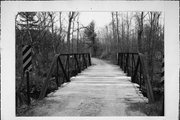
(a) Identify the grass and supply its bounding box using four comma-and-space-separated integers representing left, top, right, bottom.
127, 100, 164, 116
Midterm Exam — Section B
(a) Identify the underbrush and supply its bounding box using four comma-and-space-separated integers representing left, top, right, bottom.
99, 51, 117, 64
16, 68, 82, 115
127, 99, 164, 116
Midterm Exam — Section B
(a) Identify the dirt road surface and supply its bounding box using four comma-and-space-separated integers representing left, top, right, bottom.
25, 58, 148, 116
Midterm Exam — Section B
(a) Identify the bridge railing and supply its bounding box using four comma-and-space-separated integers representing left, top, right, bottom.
39, 53, 91, 100
117, 52, 154, 103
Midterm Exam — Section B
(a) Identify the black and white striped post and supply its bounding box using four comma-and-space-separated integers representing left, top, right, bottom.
22, 45, 32, 105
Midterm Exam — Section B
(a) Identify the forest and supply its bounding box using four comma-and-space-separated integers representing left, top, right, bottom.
16, 11, 164, 115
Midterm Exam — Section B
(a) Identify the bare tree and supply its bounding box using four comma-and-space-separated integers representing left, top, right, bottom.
121, 13, 125, 52
17, 12, 38, 45
59, 12, 62, 36
67, 12, 79, 53
115, 12, 120, 52
135, 12, 148, 53
147, 12, 161, 81
48, 12, 56, 54
111, 12, 117, 52
58, 12, 63, 53
125, 12, 131, 52
84, 21, 97, 56
76, 16, 80, 53
67, 12, 75, 53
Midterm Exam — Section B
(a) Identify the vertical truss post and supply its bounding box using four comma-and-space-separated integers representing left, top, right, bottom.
126, 53, 129, 75
139, 53, 154, 103
83, 54, 87, 68
117, 53, 119, 65
139, 60, 142, 89
132, 56, 140, 83
56, 58, 59, 88
67, 54, 70, 80
74, 54, 81, 73
58, 56, 70, 82
88, 53, 91, 66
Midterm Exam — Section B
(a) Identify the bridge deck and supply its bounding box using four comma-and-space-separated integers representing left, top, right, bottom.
26, 58, 148, 116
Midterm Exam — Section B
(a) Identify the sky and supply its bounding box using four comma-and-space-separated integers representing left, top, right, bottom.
78, 12, 112, 30
78, 12, 164, 32
37, 11, 164, 34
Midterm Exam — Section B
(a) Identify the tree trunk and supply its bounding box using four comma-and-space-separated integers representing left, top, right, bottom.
67, 12, 75, 53
77, 21, 79, 53
71, 19, 75, 53
116, 12, 120, 52
126, 12, 130, 52
138, 12, 144, 53
121, 15, 124, 52
48, 12, 56, 54
59, 12, 62, 53
111, 12, 117, 52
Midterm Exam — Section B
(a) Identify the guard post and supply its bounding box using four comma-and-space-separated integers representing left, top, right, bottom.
22, 45, 32, 105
